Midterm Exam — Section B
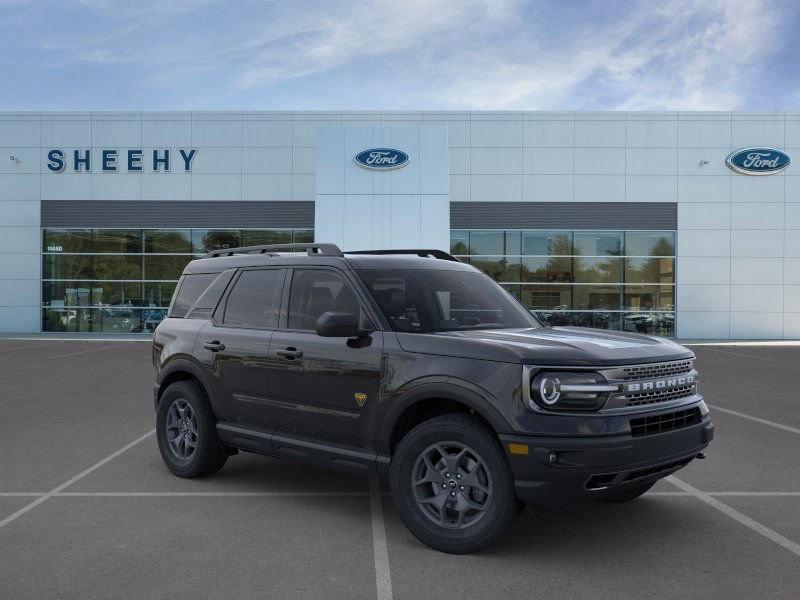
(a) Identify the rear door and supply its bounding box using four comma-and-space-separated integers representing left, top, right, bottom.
197, 267, 285, 428
267, 267, 383, 450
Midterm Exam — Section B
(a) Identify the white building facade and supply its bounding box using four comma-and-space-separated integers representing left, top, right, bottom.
0, 110, 798, 339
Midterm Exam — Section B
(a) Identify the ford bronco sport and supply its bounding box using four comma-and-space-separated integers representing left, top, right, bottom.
152, 243, 713, 554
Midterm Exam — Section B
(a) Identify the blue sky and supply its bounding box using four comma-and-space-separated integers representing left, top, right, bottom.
1, 0, 798, 111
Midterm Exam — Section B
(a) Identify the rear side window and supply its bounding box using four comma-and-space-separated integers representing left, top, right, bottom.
170, 273, 217, 318
223, 269, 283, 329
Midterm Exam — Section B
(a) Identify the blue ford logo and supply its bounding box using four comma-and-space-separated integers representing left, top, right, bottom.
726, 147, 790, 175
354, 148, 409, 170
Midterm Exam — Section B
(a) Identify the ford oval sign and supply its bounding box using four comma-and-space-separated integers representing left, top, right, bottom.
725, 147, 791, 175
354, 148, 409, 170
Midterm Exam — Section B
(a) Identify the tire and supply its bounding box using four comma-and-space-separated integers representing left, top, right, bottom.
598, 481, 655, 503
156, 380, 227, 478
390, 413, 521, 554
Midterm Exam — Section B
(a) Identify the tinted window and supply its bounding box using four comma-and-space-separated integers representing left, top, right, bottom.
358, 269, 539, 333
171, 273, 217, 318
223, 269, 282, 328
287, 269, 371, 331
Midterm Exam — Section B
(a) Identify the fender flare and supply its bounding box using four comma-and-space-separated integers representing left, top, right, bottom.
376, 377, 513, 455
156, 356, 221, 415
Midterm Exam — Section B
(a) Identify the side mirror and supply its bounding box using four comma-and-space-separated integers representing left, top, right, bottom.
315, 311, 371, 338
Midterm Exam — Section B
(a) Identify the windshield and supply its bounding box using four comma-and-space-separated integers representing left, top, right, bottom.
358, 269, 540, 333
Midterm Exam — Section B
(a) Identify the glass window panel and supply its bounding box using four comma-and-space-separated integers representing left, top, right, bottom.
144, 230, 192, 254
520, 285, 572, 310
521, 231, 573, 256
533, 311, 622, 330
450, 230, 469, 255
171, 273, 218, 318
43, 229, 92, 253
92, 255, 142, 280
501, 284, 521, 301
144, 255, 193, 280
43, 281, 143, 307
43, 308, 94, 332
520, 257, 573, 283
504, 231, 521, 255
622, 312, 675, 336
625, 257, 674, 284
241, 229, 292, 246
292, 229, 314, 244
43, 254, 92, 279
625, 231, 675, 256
469, 231, 503, 255
93, 229, 142, 253
192, 229, 241, 253
574, 257, 622, 283
142, 309, 168, 332
469, 257, 505, 282
573, 285, 622, 310
624, 285, 675, 311
143, 282, 178, 307
92, 307, 145, 333
574, 231, 623, 256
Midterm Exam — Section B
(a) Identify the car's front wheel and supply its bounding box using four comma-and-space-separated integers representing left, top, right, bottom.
156, 380, 227, 478
390, 413, 521, 554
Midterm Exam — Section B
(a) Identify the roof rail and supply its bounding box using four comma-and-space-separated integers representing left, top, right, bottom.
203, 243, 344, 258
345, 249, 461, 262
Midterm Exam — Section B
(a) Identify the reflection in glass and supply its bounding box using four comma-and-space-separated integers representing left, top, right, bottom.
144, 255, 194, 280
573, 285, 622, 310
520, 257, 572, 283
93, 230, 142, 253
92, 255, 142, 280
192, 229, 241, 253
520, 285, 572, 310
242, 229, 291, 246
625, 258, 674, 284
625, 231, 675, 256
43, 255, 93, 279
450, 230, 469, 255
292, 229, 314, 244
522, 231, 572, 256
624, 285, 674, 311
622, 312, 675, 336
469, 231, 503, 256
574, 257, 622, 283
144, 230, 192, 253
574, 231, 623, 256
43, 229, 92, 253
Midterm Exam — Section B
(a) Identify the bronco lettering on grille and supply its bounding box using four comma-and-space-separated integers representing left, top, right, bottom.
624, 373, 695, 393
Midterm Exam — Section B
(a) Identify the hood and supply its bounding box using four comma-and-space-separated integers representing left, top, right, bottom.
396, 326, 692, 366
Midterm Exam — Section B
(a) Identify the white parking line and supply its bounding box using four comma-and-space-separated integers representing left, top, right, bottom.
0, 429, 154, 531
55, 491, 370, 497
709, 404, 800, 436
668, 475, 800, 558
369, 478, 393, 600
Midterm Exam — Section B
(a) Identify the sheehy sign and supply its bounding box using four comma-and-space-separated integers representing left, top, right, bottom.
46, 149, 197, 172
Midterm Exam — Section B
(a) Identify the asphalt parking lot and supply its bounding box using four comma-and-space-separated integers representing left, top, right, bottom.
1, 340, 799, 599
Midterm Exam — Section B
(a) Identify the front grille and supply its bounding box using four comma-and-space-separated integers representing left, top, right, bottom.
620, 359, 693, 381
629, 407, 701, 437
624, 384, 696, 407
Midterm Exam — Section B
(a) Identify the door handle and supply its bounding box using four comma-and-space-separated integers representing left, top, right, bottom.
276, 347, 303, 360
203, 340, 226, 352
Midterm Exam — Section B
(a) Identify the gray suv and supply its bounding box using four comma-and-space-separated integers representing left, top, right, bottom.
152, 243, 713, 553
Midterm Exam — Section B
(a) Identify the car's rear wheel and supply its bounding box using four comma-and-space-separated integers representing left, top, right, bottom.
390, 413, 521, 554
156, 380, 227, 478
598, 481, 655, 503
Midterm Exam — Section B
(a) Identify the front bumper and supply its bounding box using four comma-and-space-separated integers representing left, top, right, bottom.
500, 413, 714, 509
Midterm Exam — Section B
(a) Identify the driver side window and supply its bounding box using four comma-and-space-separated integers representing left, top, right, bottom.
287, 269, 372, 331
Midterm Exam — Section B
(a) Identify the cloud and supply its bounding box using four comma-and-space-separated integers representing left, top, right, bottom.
0, 0, 796, 110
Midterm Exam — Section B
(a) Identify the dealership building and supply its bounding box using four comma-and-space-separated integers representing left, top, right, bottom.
0, 110, 798, 339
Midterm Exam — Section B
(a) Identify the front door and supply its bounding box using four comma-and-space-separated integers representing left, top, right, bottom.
267, 267, 383, 450
198, 267, 285, 428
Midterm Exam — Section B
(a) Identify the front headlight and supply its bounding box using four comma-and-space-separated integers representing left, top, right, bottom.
528, 371, 617, 412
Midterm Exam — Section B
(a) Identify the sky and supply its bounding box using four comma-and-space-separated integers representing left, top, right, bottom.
1, 0, 798, 111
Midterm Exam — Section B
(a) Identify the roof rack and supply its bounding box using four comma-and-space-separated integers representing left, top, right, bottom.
204, 243, 344, 258
345, 249, 461, 262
